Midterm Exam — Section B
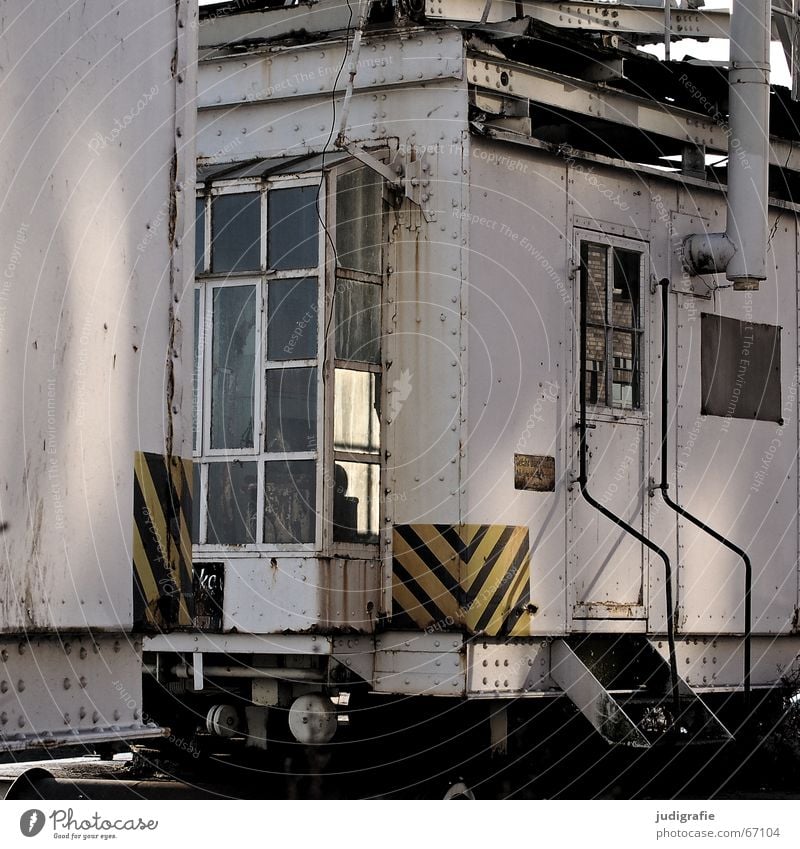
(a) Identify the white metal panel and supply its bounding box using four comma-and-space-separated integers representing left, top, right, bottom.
570, 421, 647, 614
219, 556, 381, 633
465, 142, 570, 634
670, 204, 798, 635
0, 0, 195, 749
0, 0, 194, 632
198, 30, 464, 109
0, 635, 160, 752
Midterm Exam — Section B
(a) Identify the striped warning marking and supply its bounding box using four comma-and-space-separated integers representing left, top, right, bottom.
391, 524, 532, 637
132, 452, 193, 631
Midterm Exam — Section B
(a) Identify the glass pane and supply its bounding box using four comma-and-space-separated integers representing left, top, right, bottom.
211, 285, 256, 449
195, 197, 206, 275
206, 461, 257, 545
264, 460, 316, 544
211, 192, 260, 273
612, 330, 639, 408
333, 461, 379, 544
265, 367, 317, 452
267, 186, 318, 270
193, 288, 200, 452
334, 369, 380, 453
335, 166, 382, 273
585, 327, 606, 406
267, 278, 318, 361
335, 278, 381, 363
192, 462, 201, 544
584, 242, 608, 326
612, 249, 640, 329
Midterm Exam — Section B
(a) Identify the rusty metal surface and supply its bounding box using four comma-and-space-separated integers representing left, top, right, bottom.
514, 453, 556, 491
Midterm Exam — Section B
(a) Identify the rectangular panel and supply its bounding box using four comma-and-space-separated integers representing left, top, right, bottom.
265, 367, 317, 452
267, 277, 318, 361
334, 368, 380, 452
514, 454, 555, 491
336, 165, 383, 274
570, 422, 645, 617
211, 192, 261, 273
206, 461, 257, 545
210, 285, 256, 450
333, 461, 380, 543
264, 460, 316, 544
335, 278, 381, 363
267, 185, 319, 270
701, 313, 781, 422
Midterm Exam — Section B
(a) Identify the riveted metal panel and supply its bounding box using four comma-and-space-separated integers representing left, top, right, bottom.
218, 556, 381, 634
0, 0, 195, 748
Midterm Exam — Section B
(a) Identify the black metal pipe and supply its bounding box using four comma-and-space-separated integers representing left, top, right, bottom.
578, 257, 680, 713
656, 278, 752, 707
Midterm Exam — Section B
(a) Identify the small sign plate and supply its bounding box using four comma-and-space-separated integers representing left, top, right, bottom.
514, 454, 555, 492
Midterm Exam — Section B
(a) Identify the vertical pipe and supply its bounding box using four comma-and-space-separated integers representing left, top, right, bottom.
657, 280, 752, 707
726, 0, 771, 289
577, 253, 680, 713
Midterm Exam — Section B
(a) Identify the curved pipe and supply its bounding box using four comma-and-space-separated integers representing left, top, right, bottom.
656, 279, 752, 706
578, 256, 680, 712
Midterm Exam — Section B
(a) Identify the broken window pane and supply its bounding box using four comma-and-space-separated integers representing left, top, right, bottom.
334, 368, 380, 453
333, 461, 379, 544
206, 461, 257, 545
195, 197, 206, 275
335, 278, 381, 363
612, 248, 640, 329
612, 330, 639, 408
336, 166, 382, 274
211, 192, 261, 273
211, 285, 256, 450
265, 367, 317, 452
267, 186, 318, 270
264, 460, 316, 544
267, 277, 318, 361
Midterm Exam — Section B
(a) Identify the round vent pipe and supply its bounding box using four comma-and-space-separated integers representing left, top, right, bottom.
683, 0, 771, 290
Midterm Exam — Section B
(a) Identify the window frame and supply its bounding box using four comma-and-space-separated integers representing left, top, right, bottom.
193, 161, 387, 555
323, 159, 387, 554
575, 229, 649, 422
194, 175, 327, 553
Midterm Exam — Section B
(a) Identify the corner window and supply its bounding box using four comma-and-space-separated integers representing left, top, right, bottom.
580, 241, 644, 411
331, 164, 384, 545
192, 161, 386, 551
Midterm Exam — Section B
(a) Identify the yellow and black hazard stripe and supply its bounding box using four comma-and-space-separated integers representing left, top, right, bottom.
391, 523, 532, 637
132, 451, 193, 631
